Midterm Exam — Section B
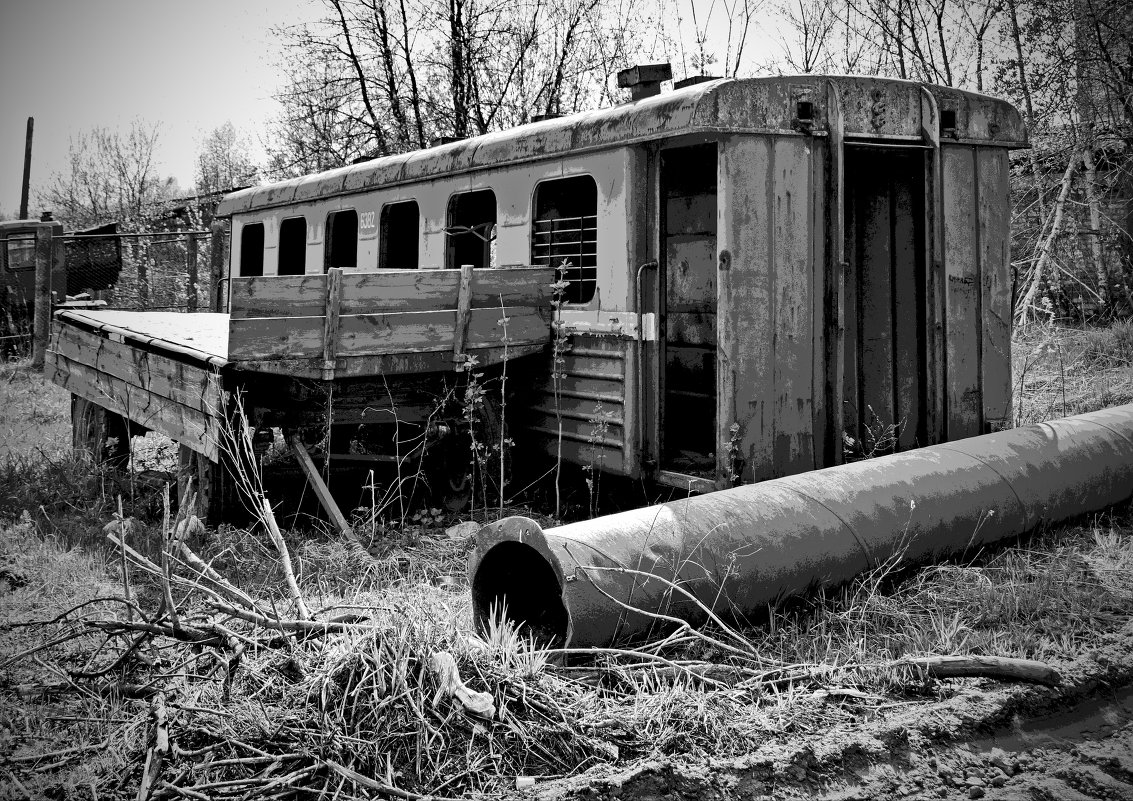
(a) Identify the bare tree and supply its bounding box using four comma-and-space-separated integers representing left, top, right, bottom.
195, 122, 259, 196
38, 120, 177, 228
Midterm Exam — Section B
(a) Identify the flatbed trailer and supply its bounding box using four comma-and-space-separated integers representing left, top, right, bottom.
46, 265, 555, 523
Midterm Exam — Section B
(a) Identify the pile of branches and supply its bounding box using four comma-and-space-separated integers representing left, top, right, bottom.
3, 488, 616, 800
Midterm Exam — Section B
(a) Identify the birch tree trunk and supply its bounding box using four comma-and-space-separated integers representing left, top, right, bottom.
1081, 145, 1108, 307
1016, 155, 1079, 326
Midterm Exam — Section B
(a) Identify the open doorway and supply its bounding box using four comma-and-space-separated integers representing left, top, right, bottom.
659, 144, 717, 476
842, 145, 928, 457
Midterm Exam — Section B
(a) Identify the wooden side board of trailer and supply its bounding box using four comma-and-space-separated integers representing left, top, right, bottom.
228, 265, 555, 378
45, 315, 223, 461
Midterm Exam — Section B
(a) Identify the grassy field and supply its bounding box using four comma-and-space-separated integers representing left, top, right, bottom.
1, 323, 1132, 800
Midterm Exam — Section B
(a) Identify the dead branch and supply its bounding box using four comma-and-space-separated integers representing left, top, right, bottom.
897, 654, 1061, 686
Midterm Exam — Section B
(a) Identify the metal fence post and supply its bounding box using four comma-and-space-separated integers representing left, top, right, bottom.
31, 224, 53, 369
186, 233, 199, 312
209, 220, 227, 312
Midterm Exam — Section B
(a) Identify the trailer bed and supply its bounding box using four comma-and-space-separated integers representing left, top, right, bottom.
55, 309, 229, 367
46, 310, 226, 460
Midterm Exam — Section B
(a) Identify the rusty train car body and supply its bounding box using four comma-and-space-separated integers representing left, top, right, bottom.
217, 74, 1027, 488
48, 73, 1027, 519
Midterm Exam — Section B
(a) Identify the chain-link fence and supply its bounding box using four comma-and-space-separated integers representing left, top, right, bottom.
63, 229, 219, 313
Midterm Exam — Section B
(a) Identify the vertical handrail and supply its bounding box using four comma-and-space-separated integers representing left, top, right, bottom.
825, 79, 846, 465
920, 86, 946, 444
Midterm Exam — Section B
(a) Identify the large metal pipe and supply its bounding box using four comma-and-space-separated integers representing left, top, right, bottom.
469, 404, 1133, 648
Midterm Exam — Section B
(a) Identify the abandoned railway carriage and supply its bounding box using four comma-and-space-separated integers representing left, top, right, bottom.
48, 71, 1027, 521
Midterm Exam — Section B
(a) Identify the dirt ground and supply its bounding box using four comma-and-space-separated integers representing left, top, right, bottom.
534, 623, 1133, 800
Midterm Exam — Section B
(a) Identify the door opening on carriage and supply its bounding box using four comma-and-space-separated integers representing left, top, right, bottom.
841, 143, 929, 458
659, 143, 718, 477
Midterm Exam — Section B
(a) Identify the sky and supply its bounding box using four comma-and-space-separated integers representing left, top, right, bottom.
0, 0, 784, 219
0, 0, 320, 216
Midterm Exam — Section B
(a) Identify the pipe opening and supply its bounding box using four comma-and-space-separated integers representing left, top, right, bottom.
471, 541, 569, 647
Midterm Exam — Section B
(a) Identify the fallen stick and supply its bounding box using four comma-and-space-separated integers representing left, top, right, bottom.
897, 654, 1061, 687
136, 692, 169, 801
258, 495, 312, 621
322, 758, 460, 801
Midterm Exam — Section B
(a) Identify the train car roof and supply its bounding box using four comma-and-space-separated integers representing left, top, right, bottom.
218, 74, 1027, 217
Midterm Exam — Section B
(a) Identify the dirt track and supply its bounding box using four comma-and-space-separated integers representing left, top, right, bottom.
534, 623, 1133, 801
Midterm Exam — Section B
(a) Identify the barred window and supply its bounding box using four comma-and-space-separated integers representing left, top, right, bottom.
278, 217, 307, 275
531, 176, 597, 304
239, 223, 264, 277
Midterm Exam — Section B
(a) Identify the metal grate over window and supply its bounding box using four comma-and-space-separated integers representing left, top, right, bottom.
532, 176, 598, 304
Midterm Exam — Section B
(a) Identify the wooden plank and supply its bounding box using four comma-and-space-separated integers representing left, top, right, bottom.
47, 352, 218, 460
288, 435, 352, 535
229, 267, 553, 319
771, 137, 815, 475
228, 316, 325, 360
978, 148, 1011, 427
892, 153, 922, 450
856, 150, 896, 436
942, 145, 981, 439
231, 342, 548, 380
453, 263, 474, 360
229, 274, 327, 319
322, 267, 343, 379
51, 321, 222, 414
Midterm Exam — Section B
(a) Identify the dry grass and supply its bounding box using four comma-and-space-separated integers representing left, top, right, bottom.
2, 322, 1133, 798
1013, 322, 1133, 425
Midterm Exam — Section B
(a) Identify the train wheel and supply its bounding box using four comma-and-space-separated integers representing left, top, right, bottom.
72, 395, 131, 470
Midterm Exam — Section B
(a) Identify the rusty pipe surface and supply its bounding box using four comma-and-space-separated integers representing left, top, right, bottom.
469, 404, 1133, 648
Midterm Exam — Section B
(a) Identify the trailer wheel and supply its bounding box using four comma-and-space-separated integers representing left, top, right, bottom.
177, 445, 239, 526
72, 395, 131, 469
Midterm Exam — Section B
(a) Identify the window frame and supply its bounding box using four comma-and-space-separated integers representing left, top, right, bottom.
530, 174, 599, 305
445, 189, 497, 270
277, 216, 308, 276
238, 221, 265, 277
325, 208, 359, 272
379, 200, 421, 270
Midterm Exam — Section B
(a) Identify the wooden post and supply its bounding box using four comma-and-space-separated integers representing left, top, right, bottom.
209, 220, 227, 312
186, 233, 199, 312
453, 262, 474, 363
322, 267, 343, 381
31, 224, 53, 369
287, 435, 353, 536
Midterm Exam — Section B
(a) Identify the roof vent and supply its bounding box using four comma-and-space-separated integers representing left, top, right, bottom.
40, 210, 54, 222
431, 135, 465, 148
531, 112, 561, 123
617, 63, 673, 101
674, 75, 718, 90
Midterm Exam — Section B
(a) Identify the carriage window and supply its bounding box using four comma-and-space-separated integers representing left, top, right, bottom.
4, 235, 36, 272
239, 223, 264, 277
379, 201, 420, 269
278, 217, 307, 275
325, 209, 358, 270
532, 175, 598, 304
446, 189, 496, 270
